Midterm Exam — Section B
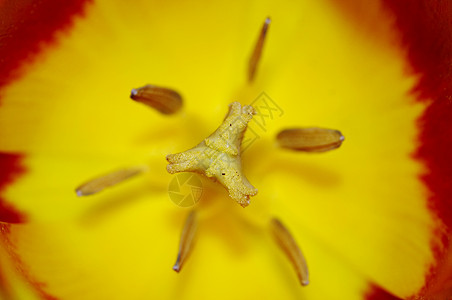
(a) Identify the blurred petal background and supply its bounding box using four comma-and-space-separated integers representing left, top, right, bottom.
0, 0, 451, 299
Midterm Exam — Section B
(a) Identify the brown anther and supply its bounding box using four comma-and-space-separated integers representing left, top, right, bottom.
248, 17, 271, 82
75, 166, 147, 196
270, 218, 309, 286
130, 84, 182, 114
166, 102, 258, 207
173, 210, 197, 273
277, 127, 344, 152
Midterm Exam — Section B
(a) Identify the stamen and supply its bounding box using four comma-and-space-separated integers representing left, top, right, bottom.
166, 102, 258, 207
75, 166, 147, 196
173, 210, 197, 273
248, 17, 271, 82
130, 84, 182, 114
270, 218, 309, 286
277, 127, 344, 152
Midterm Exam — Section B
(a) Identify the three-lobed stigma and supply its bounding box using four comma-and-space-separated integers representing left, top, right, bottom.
166, 102, 258, 207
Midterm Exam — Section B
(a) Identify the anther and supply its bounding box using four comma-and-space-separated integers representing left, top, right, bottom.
173, 210, 198, 273
270, 218, 309, 286
248, 17, 271, 82
277, 127, 344, 152
75, 166, 147, 196
130, 84, 182, 114
166, 102, 258, 207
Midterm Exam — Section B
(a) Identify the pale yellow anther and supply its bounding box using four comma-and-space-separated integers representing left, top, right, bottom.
166, 102, 258, 207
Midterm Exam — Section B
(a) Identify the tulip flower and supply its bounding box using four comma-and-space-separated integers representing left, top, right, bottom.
0, 0, 451, 299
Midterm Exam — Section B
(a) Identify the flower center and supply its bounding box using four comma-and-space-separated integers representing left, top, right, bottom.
72, 17, 350, 288
166, 102, 258, 207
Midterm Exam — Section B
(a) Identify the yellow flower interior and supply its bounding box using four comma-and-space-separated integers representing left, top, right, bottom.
0, 0, 438, 299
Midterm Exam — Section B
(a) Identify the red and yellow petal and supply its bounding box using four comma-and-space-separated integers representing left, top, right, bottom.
0, 0, 451, 299
0, 0, 91, 88
383, 0, 452, 298
0, 153, 27, 223
243, 0, 440, 297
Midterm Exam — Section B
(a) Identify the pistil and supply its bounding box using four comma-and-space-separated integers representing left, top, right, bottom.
166, 102, 258, 207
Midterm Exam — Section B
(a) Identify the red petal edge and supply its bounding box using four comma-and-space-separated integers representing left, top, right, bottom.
0, 153, 27, 223
0, 1, 91, 298
366, 284, 402, 300
0, 224, 58, 300
0, 0, 93, 222
0, 0, 92, 93
379, 0, 452, 298
330, 0, 452, 298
